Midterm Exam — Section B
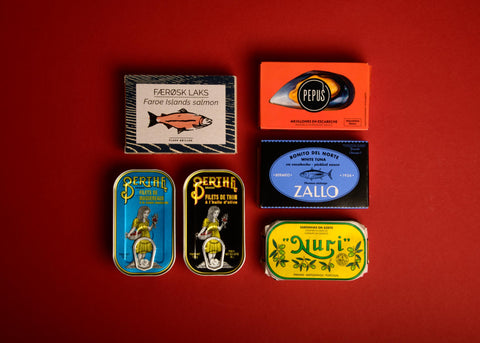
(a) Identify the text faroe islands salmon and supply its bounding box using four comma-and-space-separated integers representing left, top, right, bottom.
148, 108, 213, 134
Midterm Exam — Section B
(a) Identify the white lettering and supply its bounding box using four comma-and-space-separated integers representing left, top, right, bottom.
293, 185, 339, 199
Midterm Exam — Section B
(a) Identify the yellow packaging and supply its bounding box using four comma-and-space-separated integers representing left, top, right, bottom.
265, 220, 368, 280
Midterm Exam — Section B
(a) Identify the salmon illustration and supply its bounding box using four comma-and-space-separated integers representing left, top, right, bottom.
300, 169, 333, 181
148, 108, 213, 134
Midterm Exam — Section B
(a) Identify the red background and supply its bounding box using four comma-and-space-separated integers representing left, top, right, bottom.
2, 0, 479, 342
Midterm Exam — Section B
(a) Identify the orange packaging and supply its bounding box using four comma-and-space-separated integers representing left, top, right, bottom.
260, 62, 371, 130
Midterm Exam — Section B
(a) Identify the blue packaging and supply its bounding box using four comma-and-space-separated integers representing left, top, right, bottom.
260, 140, 369, 208
113, 169, 175, 275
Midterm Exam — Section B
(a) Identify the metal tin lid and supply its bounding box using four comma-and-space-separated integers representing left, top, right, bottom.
113, 169, 175, 276
183, 170, 245, 275
265, 220, 368, 280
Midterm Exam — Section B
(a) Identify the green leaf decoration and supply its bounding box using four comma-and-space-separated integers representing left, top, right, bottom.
272, 240, 278, 248
355, 241, 361, 250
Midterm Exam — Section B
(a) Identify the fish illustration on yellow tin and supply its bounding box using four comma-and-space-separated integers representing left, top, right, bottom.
300, 168, 333, 181
148, 108, 213, 134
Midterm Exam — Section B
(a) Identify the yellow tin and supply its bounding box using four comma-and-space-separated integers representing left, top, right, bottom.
265, 220, 368, 280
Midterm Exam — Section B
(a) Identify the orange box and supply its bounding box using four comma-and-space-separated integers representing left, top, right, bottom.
260, 62, 371, 130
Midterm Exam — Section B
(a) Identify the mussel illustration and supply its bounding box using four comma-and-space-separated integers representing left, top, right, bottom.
269, 70, 355, 111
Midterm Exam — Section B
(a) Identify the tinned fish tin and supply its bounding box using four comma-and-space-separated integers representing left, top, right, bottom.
265, 220, 368, 281
260, 140, 368, 208
183, 170, 245, 275
113, 170, 175, 276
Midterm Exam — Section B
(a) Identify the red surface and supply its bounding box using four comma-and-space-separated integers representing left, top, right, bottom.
2, 0, 479, 342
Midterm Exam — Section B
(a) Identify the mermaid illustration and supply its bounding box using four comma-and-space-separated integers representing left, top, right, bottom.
125, 206, 159, 269
196, 206, 229, 270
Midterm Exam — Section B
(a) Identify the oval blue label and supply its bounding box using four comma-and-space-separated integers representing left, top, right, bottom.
269, 147, 360, 202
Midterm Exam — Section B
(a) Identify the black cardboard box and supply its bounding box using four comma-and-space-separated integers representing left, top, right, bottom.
260, 140, 369, 208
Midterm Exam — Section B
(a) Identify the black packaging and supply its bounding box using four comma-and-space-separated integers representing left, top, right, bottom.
260, 140, 369, 208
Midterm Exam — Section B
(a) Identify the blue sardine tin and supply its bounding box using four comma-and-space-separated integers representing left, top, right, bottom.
113, 170, 175, 276
261, 141, 368, 208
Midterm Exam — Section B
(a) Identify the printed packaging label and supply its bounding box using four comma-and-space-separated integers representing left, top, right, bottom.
265, 221, 368, 281
260, 140, 369, 208
125, 75, 236, 153
113, 170, 175, 276
136, 84, 226, 145
260, 62, 371, 130
183, 170, 245, 275
269, 147, 360, 202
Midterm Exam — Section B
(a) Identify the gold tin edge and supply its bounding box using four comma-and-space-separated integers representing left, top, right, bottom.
113, 169, 176, 277
264, 220, 368, 281
183, 169, 246, 276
